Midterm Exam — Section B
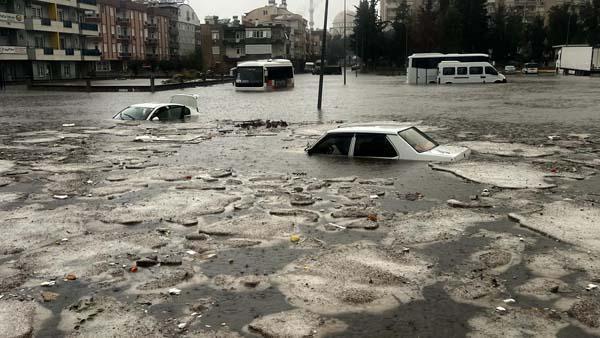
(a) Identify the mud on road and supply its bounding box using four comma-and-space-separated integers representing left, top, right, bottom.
1, 115, 600, 338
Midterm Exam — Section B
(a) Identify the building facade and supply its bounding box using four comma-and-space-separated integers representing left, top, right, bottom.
94, 0, 147, 73
155, 1, 200, 60
242, 0, 307, 68
0, 0, 100, 81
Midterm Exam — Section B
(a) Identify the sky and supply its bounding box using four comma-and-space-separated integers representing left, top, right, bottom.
189, 0, 360, 29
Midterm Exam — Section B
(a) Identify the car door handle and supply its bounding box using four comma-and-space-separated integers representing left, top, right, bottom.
481, 76, 486, 78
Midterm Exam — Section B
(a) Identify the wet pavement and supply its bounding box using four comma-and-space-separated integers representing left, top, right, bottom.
1, 74, 600, 337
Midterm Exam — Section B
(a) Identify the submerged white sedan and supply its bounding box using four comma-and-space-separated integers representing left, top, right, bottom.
112, 94, 199, 121
306, 125, 470, 162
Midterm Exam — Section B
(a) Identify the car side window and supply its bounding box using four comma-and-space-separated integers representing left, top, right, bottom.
354, 134, 397, 158
457, 67, 467, 75
168, 106, 183, 119
485, 66, 498, 75
151, 107, 170, 121
309, 133, 353, 156
469, 66, 483, 75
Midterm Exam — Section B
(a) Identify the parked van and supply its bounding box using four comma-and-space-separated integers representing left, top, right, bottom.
437, 61, 506, 84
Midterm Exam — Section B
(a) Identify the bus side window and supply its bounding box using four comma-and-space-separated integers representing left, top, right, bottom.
457, 67, 467, 75
442, 67, 455, 76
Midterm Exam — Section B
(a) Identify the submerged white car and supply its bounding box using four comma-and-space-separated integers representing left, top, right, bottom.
113, 94, 199, 121
306, 125, 470, 162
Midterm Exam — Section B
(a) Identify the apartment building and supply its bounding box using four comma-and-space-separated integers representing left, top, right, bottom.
94, 0, 146, 72
155, 1, 200, 60
201, 15, 290, 72
145, 6, 169, 61
242, 0, 307, 68
0, 0, 99, 81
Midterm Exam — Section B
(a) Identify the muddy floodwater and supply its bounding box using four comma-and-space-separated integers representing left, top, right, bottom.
1, 74, 600, 337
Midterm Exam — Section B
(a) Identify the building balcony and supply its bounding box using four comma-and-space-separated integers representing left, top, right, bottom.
25, 18, 80, 34
116, 17, 130, 25
35, 0, 78, 8
0, 11, 26, 30
0, 45, 28, 60
82, 48, 101, 60
223, 37, 245, 45
145, 37, 158, 45
118, 52, 131, 58
145, 22, 157, 29
79, 22, 99, 36
78, 0, 98, 11
28, 47, 82, 61
116, 34, 130, 41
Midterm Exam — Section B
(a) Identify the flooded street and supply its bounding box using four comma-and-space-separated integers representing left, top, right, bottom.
1, 74, 600, 337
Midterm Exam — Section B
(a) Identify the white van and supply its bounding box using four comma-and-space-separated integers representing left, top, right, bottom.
437, 61, 506, 84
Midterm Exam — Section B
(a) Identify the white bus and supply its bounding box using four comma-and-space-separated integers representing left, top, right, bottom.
235, 59, 294, 91
437, 61, 506, 84
407, 53, 490, 85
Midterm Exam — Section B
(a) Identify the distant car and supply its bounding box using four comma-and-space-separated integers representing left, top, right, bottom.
522, 63, 539, 74
504, 65, 516, 74
306, 125, 471, 162
112, 94, 199, 121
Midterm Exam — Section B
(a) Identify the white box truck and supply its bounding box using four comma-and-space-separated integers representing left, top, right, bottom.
555, 45, 600, 75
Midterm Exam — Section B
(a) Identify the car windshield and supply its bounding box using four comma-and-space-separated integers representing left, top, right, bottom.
237, 67, 264, 84
115, 106, 154, 120
525, 63, 539, 68
398, 127, 438, 153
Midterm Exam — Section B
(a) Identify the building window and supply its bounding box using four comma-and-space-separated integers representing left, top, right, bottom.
212, 46, 220, 55
63, 64, 71, 76
211, 31, 219, 40
36, 63, 46, 77
31, 5, 42, 19
95, 61, 111, 72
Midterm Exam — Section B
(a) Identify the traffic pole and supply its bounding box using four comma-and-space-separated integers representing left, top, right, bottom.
343, 0, 346, 85
317, 0, 329, 110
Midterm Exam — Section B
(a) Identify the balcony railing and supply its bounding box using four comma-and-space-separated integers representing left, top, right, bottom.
41, 18, 51, 26
82, 48, 101, 56
117, 34, 130, 40
63, 20, 73, 28
145, 37, 158, 44
43, 47, 53, 55
79, 0, 97, 5
80, 22, 98, 31
118, 52, 131, 58
116, 17, 130, 25
65, 48, 75, 55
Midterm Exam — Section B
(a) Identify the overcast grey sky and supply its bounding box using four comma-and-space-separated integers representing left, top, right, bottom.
189, 0, 360, 28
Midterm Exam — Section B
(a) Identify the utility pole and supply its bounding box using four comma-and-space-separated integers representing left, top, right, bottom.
317, 0, 329, 110
343, 0, 347, 85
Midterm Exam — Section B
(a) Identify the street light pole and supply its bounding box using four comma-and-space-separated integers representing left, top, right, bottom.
343, 0, 346, 85
317, 0, 329, 110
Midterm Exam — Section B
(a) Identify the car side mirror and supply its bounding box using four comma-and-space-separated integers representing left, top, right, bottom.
151, 116, 159, 121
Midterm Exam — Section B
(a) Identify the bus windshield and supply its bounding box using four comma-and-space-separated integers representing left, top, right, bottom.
236, 67, 264, 86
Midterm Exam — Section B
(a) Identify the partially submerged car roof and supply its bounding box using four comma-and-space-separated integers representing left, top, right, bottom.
329, 124, 414, 135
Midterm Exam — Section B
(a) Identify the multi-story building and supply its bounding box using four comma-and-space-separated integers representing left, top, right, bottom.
243, 0, 307, 68
94, 0, 147, 73
199, 15, 225, 72
155, 1, 200, 60
201, 15, 291, 72
0, 1, 28, 81
0, 0, 100, 81
145, 6, 169, 62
